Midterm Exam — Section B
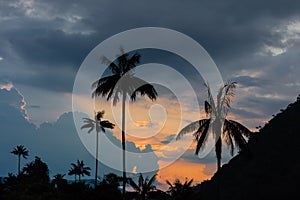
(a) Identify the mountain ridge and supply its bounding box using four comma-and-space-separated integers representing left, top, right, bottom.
197, 95, 300, 200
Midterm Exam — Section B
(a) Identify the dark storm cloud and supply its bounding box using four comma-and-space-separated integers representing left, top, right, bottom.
0, 0, 300, 120
1, 0, 300, 72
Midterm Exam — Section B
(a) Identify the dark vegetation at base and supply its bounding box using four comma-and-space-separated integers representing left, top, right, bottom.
194, 95, 300, 200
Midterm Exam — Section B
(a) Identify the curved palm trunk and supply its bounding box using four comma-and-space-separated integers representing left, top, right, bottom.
122, 93, 126, 197
18, 155, 21, 175
95, 131, 99, 188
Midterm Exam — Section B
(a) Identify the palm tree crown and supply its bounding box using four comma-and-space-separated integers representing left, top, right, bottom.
11, 145, 29, 175
68, 160, 91, 182
81, 110, 114, 187
91, 48, 157, 104
166, 178, 193, 198
81, 110, 115, 134
91, 48, 158, 195
129, 173, 157, 200
177, 81, 252, 171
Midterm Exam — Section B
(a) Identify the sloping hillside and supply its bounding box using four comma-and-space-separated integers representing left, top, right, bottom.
198, 95, 300, 200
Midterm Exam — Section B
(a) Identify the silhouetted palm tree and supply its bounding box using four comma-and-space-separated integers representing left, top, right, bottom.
69, 160, 91, 182
81, 110, 115, 188
177, 81, 251, 171
68, 165, 78, 182
52, 173, 67, 189
92, 48, 157, 195
11, 145, 29, 175
166, 178, 193, 198
129, 173, 157, 200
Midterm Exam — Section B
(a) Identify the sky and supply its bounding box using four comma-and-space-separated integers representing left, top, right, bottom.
1, 0, 300, 190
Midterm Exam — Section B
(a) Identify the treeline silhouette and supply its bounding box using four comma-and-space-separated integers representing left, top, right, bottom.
0, 151, 198, 200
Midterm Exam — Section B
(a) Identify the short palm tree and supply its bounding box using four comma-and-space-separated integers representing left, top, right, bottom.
11, 145, 29, 175
177, 81, 252, 171
68, 165, 78, 182
81, 110, 115, 188
166, 178, 193, 198
68, 160, 91, 182
92, 48, 157, 194
52, 173, 67, 189
129, 173, 157, 200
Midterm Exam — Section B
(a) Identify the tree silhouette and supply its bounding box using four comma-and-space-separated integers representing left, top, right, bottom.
81, 110, 115, 188
92, 48, 157, 195
166, 178, 193, 199
177, 81, 251, 171
10, 145, 29, 175
68, 160, 91, 182
52, 173, 67, 189
128, 173, 157, 200
22, 156, 50, 183
68, 165, 78, 182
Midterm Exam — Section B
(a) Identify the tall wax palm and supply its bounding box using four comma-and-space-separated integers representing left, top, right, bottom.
81, 110, 115, 188
11, 145, 29, 175
177, 81, 251, 171
92, 48, 157, 195
129, 173, 157, 200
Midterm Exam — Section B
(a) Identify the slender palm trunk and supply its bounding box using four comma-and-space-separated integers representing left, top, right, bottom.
215, 137, 222, 200
215, 137, 222, 171
18, 155, 21, 175
95, 131, 99, 188
122, 93, 126, 197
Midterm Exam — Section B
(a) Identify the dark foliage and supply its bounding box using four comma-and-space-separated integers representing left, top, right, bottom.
196, 95, 300, 200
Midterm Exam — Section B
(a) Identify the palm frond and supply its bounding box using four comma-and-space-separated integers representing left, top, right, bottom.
129, 178, 141, 192
101, 56, 121, 75
100, 120, 115, 129
227, 119, 251, 137
147, 174, 157, 189
205, 83, 216, 115
125, 53, 140, 72
96, 110, 105, 121
129, 76, 157, 101
91, 75, 119, 99
205, 100, 212, 116
194, 119, 211, 154
220, 81, 237, 115
184, 178, 193, 188
177, 119, 210, 140
224, 119, 249, 152
177, 120, 200, 140
82, 118, 95, 124
81, 123, 94, 129
222, 129, 235, 156
166, 180, 173, 188
138, 174, 144, 188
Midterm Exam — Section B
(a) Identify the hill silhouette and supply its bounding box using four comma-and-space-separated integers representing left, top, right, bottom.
197, 95, 300, 200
